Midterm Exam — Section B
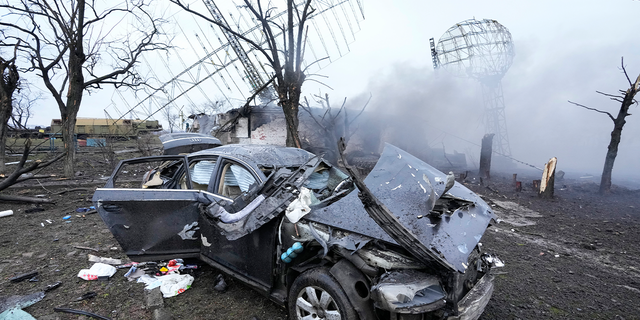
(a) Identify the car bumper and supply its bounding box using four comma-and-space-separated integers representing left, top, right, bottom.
448, 273, 495, 320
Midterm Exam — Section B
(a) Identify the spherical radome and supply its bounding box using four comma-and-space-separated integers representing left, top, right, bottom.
436, 19, 515, 81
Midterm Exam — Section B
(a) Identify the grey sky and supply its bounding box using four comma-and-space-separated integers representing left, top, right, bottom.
23, 0, 640, 179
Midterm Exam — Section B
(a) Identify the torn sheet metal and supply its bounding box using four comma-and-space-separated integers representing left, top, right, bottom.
307, 144, 495, 273
207, 195, 266, 223
293, 222, 371, 258
356, 249, 425, 270
198, 157, 322, 240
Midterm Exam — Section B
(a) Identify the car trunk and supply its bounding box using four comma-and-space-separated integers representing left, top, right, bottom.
160, 133, 222, 155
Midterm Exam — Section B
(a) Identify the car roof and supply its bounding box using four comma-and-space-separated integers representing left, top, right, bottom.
191, 144, 315, 167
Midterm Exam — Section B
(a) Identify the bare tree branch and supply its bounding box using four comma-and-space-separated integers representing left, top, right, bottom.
349, 93, 372, 126
622, 57, 633, 87
568, 100, 615, 121
0, 140, 65, 192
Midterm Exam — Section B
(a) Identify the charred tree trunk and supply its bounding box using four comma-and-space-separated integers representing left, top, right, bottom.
479, 134, 494, 179
280, 85, 302, 148
0, 98, 11, 174
59, 0, 86, 177
598, 72, 639, 194
0, 53, 20, 174
599, 118, 625, 194
0, 88, 14, 175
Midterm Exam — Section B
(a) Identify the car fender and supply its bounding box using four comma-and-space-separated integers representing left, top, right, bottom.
329, 259, 376, 320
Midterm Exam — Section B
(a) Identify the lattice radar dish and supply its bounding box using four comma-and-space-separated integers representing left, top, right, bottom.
436, 19, 514, 81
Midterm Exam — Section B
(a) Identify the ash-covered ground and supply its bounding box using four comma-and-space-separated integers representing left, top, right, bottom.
1, 140, 639, 319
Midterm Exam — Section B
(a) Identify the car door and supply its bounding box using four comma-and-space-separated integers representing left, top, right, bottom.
93, 155, 220, 261
198, 156, 324, 292
198, 157, 278, 289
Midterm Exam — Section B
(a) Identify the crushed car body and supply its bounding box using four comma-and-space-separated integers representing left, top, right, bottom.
93, 136, 503, 320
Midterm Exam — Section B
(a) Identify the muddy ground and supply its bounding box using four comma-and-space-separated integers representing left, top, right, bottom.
1, 139, 639, 319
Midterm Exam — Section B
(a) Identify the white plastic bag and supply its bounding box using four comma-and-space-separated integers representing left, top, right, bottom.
157, 274, 194, 298
138, 274, 162, 290
77, 263, 117, 280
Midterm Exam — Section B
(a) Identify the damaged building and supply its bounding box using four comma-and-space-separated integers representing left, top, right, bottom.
212, 106, 467, 172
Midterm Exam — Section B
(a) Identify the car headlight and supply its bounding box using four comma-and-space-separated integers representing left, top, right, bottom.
371, 270, 447, 314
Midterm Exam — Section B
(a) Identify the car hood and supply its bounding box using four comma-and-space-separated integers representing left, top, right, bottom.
306, 144, 495, 273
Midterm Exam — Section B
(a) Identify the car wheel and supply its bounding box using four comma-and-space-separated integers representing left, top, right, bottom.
288, 267, 358, 320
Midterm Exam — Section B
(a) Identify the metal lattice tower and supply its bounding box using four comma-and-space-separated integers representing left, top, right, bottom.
202, 0, 272, 101
429, 38, 438, 69
433, 19, 515, 156
104, 0, 364, 127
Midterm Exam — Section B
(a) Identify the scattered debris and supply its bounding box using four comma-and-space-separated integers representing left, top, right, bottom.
87, 254, 122, 265
74, 291, 97, 302
137, 273, 194, 298
124, 266, 145, 281
73, 245, 99, 252
78, 263, 117, 281
213, 274, 227, 292
76, 206, 95, 213
0, 210, 14, 218
53, 307, 112, 320
9, 271, 38, 283
62, 215, 71, 220
53, 188, 88, 195
44, 282, 62, 292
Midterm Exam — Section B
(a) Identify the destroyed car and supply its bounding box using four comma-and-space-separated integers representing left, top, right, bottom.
93, 141, 503, 320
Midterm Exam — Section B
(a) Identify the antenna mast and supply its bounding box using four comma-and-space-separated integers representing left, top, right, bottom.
202, 0, 273, 101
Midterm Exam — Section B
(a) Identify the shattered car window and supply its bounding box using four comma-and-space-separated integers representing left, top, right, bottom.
180, 159, 217, 190
303, 165, 352, 204
218, 162, 257, 198
113, 160, 172, 189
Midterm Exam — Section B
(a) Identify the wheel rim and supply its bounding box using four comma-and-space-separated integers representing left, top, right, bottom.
294, 286, 342, 320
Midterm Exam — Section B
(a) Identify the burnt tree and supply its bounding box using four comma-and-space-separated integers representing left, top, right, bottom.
0, 0, 169, 177
300, 93, 370, 164
0, 44, 20, 174
478, 133, 494, 179
172, 0, 318, 148
569, 58, 640, 194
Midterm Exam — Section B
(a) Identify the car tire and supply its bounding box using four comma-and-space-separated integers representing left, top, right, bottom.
288, 267, 359, 320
